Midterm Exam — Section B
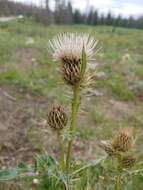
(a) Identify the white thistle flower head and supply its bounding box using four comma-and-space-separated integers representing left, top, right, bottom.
49, 33, 98, 63
49, 33, 98, 86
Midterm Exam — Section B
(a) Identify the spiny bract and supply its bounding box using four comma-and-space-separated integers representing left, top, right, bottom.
112, 128, 132, 152
121, 155, 136, 168
47, 105, 68, 130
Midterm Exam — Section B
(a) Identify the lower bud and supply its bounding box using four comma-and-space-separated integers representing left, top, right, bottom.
47, 105, 68, 131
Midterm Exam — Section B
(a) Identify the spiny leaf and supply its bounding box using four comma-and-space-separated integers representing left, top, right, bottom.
71, 157, 106, 176
80, 45, 87, 82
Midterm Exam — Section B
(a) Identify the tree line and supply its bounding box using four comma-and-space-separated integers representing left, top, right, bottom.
0, 0, 143, 29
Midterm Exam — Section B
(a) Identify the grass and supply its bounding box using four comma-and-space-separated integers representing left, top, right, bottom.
0, 20, 142, 100
0, 19, 143, 190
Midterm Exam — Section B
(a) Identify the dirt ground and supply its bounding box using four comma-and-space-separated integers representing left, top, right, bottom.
0, 85, 49, 168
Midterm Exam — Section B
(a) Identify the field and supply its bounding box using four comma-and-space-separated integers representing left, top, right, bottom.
0, 19, 143, 189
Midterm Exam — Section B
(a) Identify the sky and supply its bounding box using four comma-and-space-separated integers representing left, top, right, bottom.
12, 0, 143, 18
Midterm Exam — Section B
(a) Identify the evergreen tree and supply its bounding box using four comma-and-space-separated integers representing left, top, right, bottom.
99, 14, 105, 25
127, 16, 135, 28
0, 0, 143, 29
73, 9, 83, 24
116, 15, 123, 27
106, 12, 113, 25
66, 1, 73, 24
92, 10, 98, 25
87, 8, 94, 25
137, 16, 143, 29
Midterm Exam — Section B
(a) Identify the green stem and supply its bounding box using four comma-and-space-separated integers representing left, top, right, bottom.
57, 132, 65, 171
114, 155, 122, 190
66, 85, 80, 171
114, 175, 121, 190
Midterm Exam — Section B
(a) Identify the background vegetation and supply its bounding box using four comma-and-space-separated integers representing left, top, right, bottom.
0, 0, 143, 29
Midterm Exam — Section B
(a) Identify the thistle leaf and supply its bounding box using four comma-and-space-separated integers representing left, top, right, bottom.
80, 45, 87, 82
71, 157, 106, 176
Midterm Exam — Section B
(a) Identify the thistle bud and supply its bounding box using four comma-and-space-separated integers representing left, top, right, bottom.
121, 156, 136, 168
99, 140, 116, 156
47, 106, 68, 130
112, 128, 132, 152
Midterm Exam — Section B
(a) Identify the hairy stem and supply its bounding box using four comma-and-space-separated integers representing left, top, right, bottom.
114, 155, 122, 190
66, 46, 87, 171
57, 132, 65, 171
66, 85, 80, 171
114, 175, 121, 190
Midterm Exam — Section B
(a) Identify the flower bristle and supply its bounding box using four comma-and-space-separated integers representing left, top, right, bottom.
47, 106, 68, 131
49, 33, 98, 62
112, 128, 132, 152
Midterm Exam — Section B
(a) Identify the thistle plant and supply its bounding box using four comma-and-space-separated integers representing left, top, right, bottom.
99, 128, 137, 190
0, 32, 103, 190
49, 33, 99, 172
